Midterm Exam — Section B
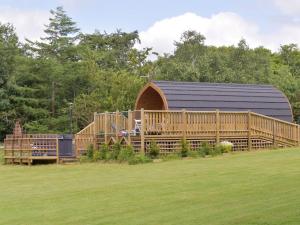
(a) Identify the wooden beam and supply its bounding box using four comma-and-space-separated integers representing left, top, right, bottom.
140, 108, 145, 155
104, 111, 108, 144
248, 111, 252, 150
182, 109, 187, 139
56, 138, 59, 164
216, 109, 220, 144
128, 109, 132, 146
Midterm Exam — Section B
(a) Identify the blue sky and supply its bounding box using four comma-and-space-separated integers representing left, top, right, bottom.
0, 0, 299, 53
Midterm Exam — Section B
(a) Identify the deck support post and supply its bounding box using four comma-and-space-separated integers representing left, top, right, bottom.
140, 108, 145, 155
182, 109, 187, 140
104, 111, 108, 144
216, 109, 220, 144
248, 111, 252, 150
128, 110, 132, 146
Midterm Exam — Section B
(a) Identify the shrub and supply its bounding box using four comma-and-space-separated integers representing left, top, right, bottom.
162, 154, 181, 161
118, 146, 135, 162
209, 145, 223, 157
219, 141, 233, 153
149, 141, 160, 159
86, 144, 94, 160
93, 150, 101, 162
110, 142, 122, 160
79, 155, 89, 163
187, 151, 198, 158
180, 138, 190, 157
128, 154, 153, 165
99, 144, 109, 160
197, 142, 212, 157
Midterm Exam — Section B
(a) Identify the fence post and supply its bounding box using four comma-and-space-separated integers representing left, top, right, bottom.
248, 111, 252, 150
115, 110, 119, 140
216, 109, 220, 144
93, 112, 97, 149
140, 108, 145, 155
104, 111, 108, 144
128, 109, 132, 146
272, 120, 277, 148
182, 109, 187, 140
297, 125, 300, 146
56, 138, 59, 164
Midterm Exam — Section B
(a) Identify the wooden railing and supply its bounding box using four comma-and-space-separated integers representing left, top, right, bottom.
75, 110, 300, 155
4, 134, 59, 165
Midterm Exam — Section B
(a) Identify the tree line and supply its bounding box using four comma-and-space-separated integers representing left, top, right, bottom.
0, 7, 299, 140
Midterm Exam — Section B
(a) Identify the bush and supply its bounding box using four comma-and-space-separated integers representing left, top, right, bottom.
162, 154, 181, 161
209, 145, 223, 157
219, 141, 233, 153
197, 142, 212, 157
180, 139, 190, 157
79, 155, 89, 163
93, 150, 101, 162
149, 141, 160, 159
110, 142, 122, 160
187, 151, 198, 158
118, 146, 135, 162
86, 144, 94, 160
99, 144, 109, 160
128, 154, 153, 165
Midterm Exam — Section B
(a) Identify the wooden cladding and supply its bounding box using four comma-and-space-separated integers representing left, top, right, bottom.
75, 110, 300, 156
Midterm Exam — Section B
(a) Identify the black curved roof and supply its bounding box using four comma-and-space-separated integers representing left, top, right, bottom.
153, 81, 293, 122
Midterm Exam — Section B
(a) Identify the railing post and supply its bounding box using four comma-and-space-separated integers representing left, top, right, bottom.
93, 112, 97, 149
115, 110, 119, 140
104, 111, 108, 144
297, 125, 300, 146
128, 109, 132, 146
248, 111, 252, 150
140, 108, 145, 155
216, 109, 220, 144
182, 109, 187, 140
272, 120, 276, 148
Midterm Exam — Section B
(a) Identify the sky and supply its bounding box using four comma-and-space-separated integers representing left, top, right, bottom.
0, 0, 299, 55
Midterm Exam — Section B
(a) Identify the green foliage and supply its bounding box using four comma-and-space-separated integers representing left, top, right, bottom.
128, 154, 153, 165
149, 140, 160, 159
110, 142, 122, 160
1, 5, 300, 142
180, 139, 190, 157
99, 144, 109, 160
209, 146, 223, 157
117, 146, 135, 162
187, 151, 199, 158
93, 150, 101, 162
162, 154, 181, 161
86, 144, 94, 160
197, 142, 212, 157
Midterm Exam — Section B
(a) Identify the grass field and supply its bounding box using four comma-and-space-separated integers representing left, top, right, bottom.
1, 149, 300, 225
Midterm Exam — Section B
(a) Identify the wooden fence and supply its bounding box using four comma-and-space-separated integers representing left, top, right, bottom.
4, 134, 59, 165
75, 110, 300, 156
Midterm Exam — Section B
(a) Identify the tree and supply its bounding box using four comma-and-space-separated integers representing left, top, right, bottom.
0, 23, 19, 139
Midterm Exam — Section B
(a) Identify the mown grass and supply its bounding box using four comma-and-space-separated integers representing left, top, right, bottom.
1, 148, 300, 225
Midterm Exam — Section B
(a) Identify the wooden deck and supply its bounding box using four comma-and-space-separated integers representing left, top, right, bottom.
4, 134, 60, 165
75, 110, 300, 156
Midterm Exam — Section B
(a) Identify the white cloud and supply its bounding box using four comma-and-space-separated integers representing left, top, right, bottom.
137, 12, 300, 55
274, 0, 300, 15
0, 7, 49, 41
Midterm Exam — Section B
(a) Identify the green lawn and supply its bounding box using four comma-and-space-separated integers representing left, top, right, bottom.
1, 149, 300, 225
